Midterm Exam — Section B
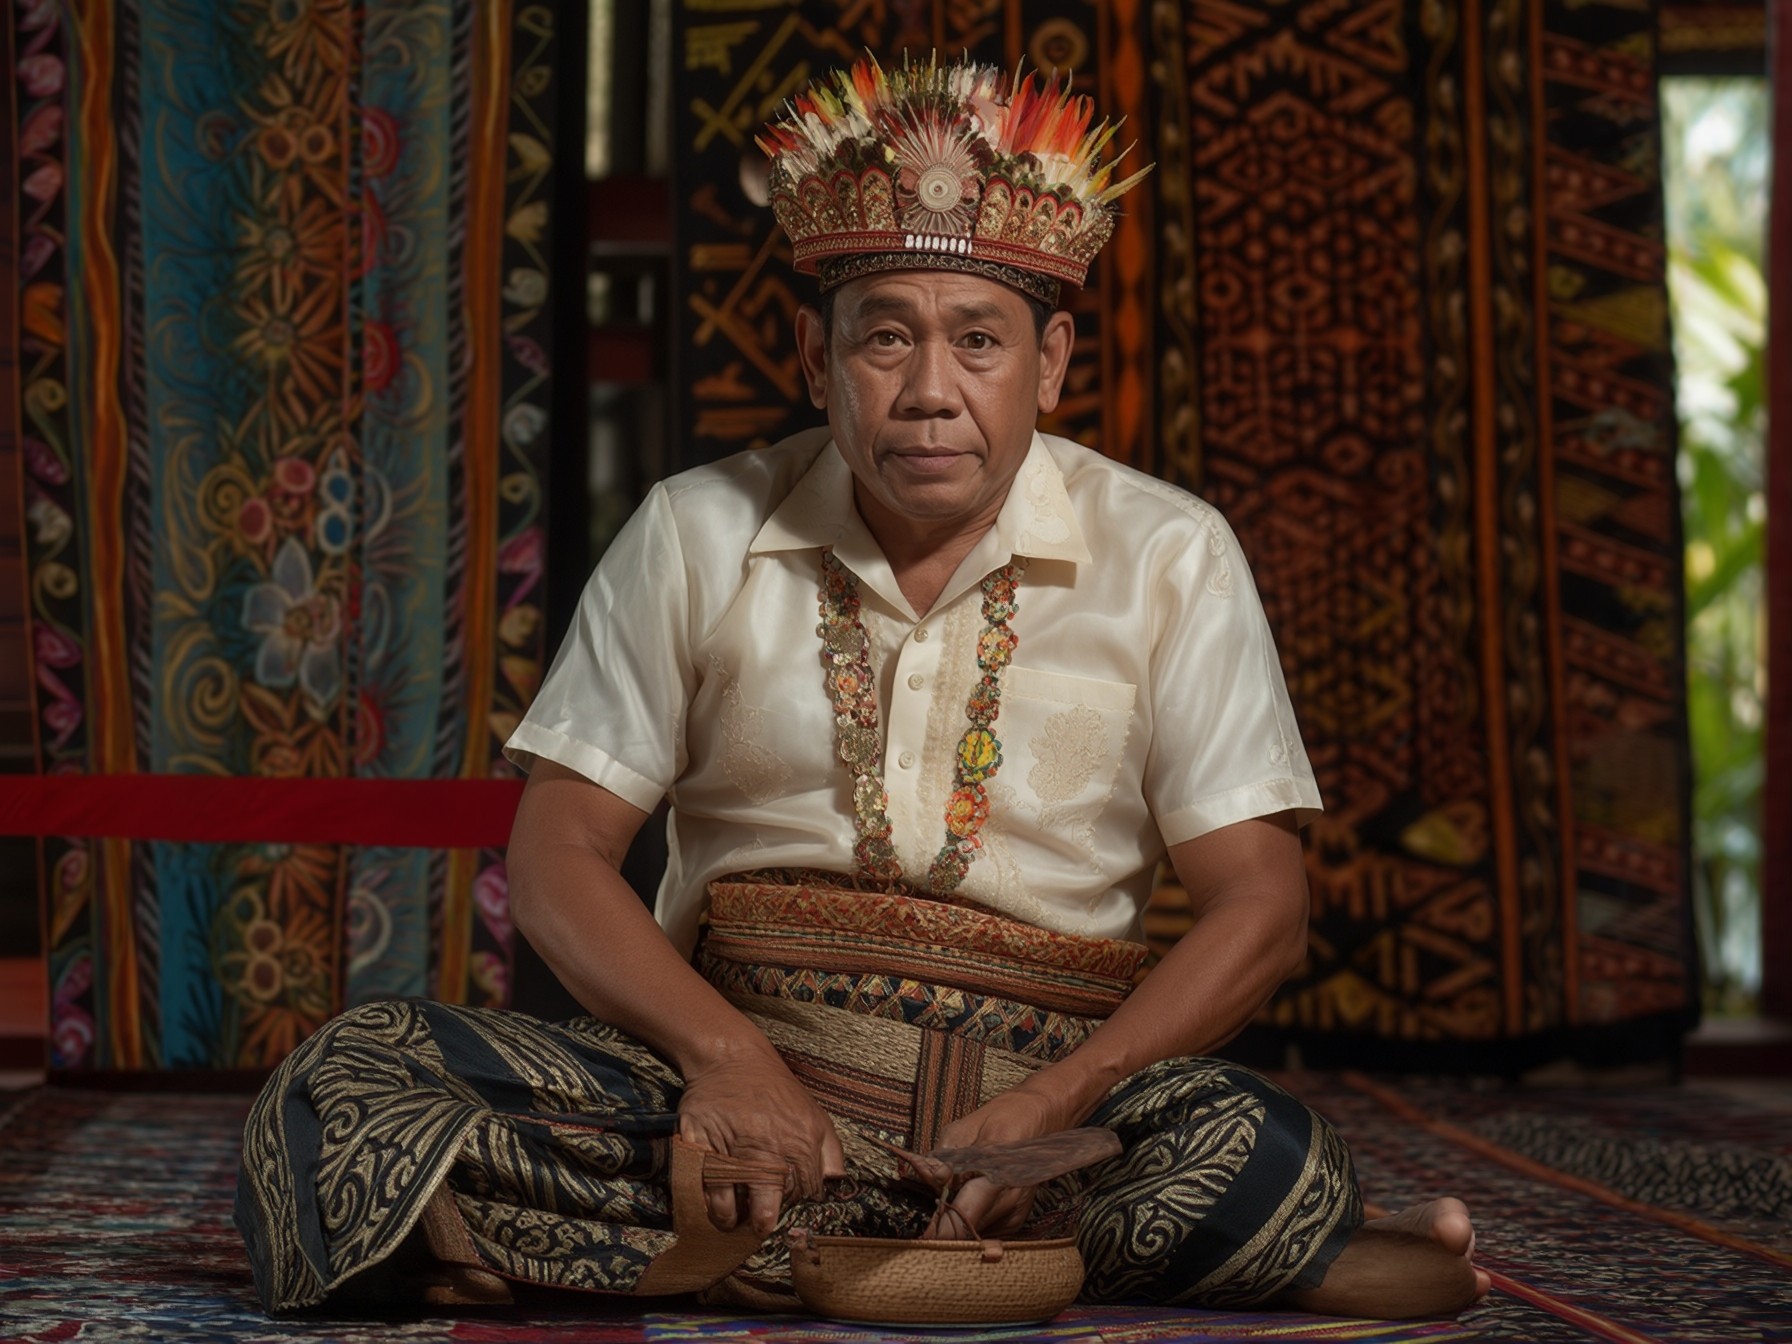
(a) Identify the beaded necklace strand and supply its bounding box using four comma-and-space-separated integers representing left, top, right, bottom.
817, 549, 1025, 894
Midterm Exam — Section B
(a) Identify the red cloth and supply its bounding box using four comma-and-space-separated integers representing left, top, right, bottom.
0, 774, 524, 848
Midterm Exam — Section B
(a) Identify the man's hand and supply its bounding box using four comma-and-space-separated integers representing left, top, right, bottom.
677, 1039, 847, 1237
921, 1071, 1079, 1239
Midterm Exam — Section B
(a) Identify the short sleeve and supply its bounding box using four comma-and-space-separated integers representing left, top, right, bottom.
1143, 507, 1322, 844
502, 483, 693, 812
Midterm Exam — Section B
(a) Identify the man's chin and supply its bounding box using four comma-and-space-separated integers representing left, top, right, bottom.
882, 451, 976, 480
878, 482, 983, 525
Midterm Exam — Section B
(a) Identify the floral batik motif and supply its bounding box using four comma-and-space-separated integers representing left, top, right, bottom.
15, 0, 552, 1069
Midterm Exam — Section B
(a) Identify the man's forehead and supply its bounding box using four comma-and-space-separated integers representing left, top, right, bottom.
833, 274, 1032, 324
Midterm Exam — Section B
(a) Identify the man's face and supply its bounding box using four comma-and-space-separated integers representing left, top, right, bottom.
796, 271, 1074, 547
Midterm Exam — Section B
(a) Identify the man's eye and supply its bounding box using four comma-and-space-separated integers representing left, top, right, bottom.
870, 331, 902, 347
962, 332, 994, 350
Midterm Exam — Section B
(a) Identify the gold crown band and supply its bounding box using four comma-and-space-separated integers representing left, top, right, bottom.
818, 253, 1061, 308
792, 229, 1095, 287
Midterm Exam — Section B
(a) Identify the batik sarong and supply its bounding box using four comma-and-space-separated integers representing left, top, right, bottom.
235, 875, 1362, 1312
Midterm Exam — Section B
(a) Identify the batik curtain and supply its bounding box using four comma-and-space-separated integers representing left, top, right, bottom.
671, 0, 1694, 1062
15, 0, 556, 1069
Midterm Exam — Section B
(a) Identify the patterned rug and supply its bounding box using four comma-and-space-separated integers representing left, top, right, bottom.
1, 1075, 1787, 1343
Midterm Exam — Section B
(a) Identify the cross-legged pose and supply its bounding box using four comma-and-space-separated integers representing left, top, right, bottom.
237, 55, 1489, 1320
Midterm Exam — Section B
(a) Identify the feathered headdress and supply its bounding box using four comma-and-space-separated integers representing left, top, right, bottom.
756, 54, 1152, 305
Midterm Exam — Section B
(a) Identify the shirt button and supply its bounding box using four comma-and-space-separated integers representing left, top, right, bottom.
897, 751, 917, 769
907, 673, 925, 690
913, 627, 930, 643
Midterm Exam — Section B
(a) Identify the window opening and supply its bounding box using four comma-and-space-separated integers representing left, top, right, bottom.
1660, 75, 1769, 1017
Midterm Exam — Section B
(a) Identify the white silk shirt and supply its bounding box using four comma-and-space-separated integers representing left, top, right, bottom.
504, 428, 1322, 956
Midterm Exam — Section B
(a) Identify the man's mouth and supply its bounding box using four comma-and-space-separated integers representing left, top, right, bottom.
885, 448, 967, 475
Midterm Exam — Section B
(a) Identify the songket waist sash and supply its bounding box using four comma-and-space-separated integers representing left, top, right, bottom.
697, 873, 1149, 1152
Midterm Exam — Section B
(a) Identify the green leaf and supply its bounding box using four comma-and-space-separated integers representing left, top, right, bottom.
1685, 516, 1764, 619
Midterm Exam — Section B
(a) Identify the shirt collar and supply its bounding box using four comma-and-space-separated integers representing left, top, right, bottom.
993, 434, 1093, 566
749, 441, 856, 555
750, 434, 1091, 616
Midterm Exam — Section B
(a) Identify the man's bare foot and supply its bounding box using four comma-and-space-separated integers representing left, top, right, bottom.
1284, 1197, 1491, 1319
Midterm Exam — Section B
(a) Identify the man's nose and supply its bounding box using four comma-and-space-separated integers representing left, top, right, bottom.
897, 340, 961, 415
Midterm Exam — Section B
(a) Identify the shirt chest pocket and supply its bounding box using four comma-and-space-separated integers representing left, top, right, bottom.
992, 666, 1137, 819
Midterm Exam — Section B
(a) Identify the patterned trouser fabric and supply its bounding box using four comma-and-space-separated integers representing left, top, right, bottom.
235, 999, 1362, 1312
235, 880, 1363, 1313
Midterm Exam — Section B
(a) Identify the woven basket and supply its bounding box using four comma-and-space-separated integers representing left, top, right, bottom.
789, 1234, 1085, 1326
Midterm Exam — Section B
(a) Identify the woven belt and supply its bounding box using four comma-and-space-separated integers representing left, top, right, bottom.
699, 873, 1147, 1152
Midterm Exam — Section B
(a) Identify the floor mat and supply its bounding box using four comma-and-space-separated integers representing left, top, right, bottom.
1296, 1073, 1792, 1343
0, 1076, 1787, 1343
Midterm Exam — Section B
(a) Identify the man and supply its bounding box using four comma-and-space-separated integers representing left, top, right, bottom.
238, 56, 1488, 1319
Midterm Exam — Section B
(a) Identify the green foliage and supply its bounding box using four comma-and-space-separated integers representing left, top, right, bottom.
1661, 78, 1768, 1016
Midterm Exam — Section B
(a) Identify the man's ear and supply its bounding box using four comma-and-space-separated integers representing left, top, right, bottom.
1035, 309, 1076, 415
795, 305, 828, 409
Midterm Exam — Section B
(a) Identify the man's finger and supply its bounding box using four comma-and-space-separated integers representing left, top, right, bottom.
783, 1140, 823, 1202
926, 1203, 978, 1239
933, 1176, 1000, 1239
747, 1179, 783, 1238
706, 1181, 738, 1231
984, 1187, 1034, 1236
938, 1178, 1033, 1239
821, 1126, 848, 1181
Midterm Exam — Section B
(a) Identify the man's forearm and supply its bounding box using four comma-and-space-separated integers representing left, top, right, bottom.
1040, 891, 1305, 1123
505, 764, 783, 1080
511, 841, 779, 1074
1023, 816, 1310, 1127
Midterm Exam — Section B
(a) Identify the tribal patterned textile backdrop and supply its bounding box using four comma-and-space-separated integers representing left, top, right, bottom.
670, 1, 1694, 1059
13, 1, 556, 1068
